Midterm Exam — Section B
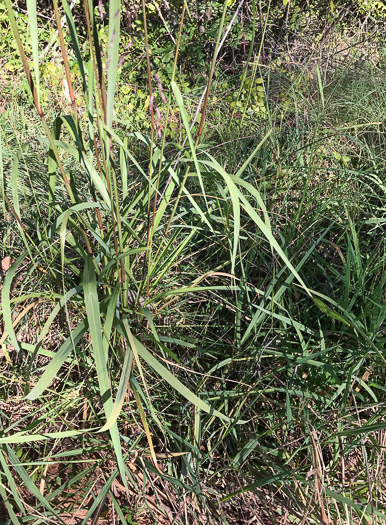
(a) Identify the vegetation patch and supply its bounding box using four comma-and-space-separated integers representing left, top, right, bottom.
0, 0, 385, 523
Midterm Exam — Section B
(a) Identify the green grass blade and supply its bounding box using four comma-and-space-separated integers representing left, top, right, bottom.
83, 256, 128, 491
130, 332, 232, 423
26, 321, 88, 400
234, 128, 272, 179
62, 0, 87, 93
235, 185, 310, 295
83, 256, 112, 406
47, 139, 111, 207
0, 449, 25, 516
26, 0, 40, 106
2, 252, 28, 352
0, 429, 99, 445
338, 421, 386, 437
325, 489, 386, 521
120, 138, 128, 201
110, 493, 129, 525
11, 149, 21, 223
171, 81, 207, 204
38, 286, 82, 343
2, 445, 65, 523
106, 0, 121, 129
103, 283, 120, 357
151, 230, 197, 287
99, 343, 133, 432
232, 438, 260, 469
0, 481, 21, 524
313, 297, 351, 326
198, 159, 240, 274
221, 470, 292, 501
81, 468, 119, 525
48, 118, 63, 220
315, 64, 325, 110
241, 223, 335, 345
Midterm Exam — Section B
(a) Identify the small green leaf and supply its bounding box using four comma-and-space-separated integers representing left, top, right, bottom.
313, 298, 350, 326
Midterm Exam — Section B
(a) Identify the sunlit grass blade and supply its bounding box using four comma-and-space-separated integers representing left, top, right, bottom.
99, 343, 133, 432
325, 489, 386, 521
103, 283, 120, 356
48, 118, 63, 219
196, 159, 240, 274
241, 224, 335, 345
62, 0, 87, 93
0, 428, 98, 445
83, 258, 112, 401
127, 329, 233, 423
150, 229, 197, 286
171, 81, 207, 204
47, 139, 111, 206
83, 256, 128, 491
26, 0, 40, 106
132, 385, 159, 470
316, 64, 325, 110
338, 421, 386, 437
152, 284, 239, 304
105, 0, 121, 130
234, 184, 310, 294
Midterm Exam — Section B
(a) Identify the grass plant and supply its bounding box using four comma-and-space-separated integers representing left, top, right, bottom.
0, 0, 385, 523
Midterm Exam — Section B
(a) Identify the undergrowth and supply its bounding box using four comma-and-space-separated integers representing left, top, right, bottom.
0, 1, 385, 524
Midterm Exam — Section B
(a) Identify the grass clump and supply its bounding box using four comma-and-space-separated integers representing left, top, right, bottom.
0, 1, 385, 524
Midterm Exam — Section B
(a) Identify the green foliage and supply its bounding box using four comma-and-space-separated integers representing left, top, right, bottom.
225, 75, 266, 121
0, 0, 385, 523
0, 2, 30, 74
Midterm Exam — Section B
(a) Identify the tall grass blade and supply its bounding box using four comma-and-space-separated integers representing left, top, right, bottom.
99, 343, 133, 432
48, 119, 63, 220
0, 450, 24, 516
2, 253, 28, 352
171, 81, 206, 204
2, 445, 65, 523
325, 489, 386, 521
0, 429, 98, 444
316, 64, 325, 110
10, 150, 22, 229
126, 329, 233, 423
0, 481, 21, 525
26, 0, 40, 106
106, 0, 121, 129
83, 256, 128, 491
62, 0, 87, 92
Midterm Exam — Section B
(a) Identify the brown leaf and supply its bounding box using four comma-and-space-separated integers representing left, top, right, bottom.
1, 256, 14, 274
